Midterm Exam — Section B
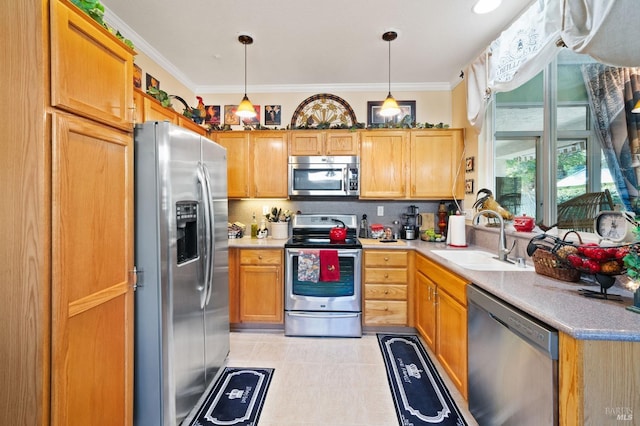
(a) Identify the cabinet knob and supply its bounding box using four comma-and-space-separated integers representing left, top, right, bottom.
384, 290, 389, 294
384, 273, 389, 278
384, 306, 388, 311
258, 255, 263, 260
384, 257, 389, 261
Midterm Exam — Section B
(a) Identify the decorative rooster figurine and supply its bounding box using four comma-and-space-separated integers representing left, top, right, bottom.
195, 96, 207, 120
472, 188, 514, 221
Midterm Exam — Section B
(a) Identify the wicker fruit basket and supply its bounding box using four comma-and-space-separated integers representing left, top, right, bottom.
527, 231, 630, 282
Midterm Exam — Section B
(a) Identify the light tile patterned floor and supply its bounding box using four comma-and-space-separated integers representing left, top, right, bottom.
228, 331, 478, 426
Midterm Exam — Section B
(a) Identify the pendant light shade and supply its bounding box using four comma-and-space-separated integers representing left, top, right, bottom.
380, 31, 401, 118
236, 35, 257, 119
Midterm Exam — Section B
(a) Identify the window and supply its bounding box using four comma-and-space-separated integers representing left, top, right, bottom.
492, 50, 620, 227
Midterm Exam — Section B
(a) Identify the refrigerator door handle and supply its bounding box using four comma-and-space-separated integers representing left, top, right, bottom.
201, 162, 215, 306
197, 163, 212, 309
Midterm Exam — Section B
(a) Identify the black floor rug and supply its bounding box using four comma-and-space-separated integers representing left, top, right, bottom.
377, 334, 468, 426
185, 367, 274, 426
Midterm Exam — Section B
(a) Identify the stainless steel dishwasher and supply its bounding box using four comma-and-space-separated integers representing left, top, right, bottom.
467, 285, 559, 426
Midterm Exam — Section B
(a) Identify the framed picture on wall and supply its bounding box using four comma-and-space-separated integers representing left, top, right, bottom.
367, 100, 416, 126
465, 179, 475, 194
242, 105, 261, 126
205, 105, 221, 125
145, 73, 159, 91
264, 105, 281, 125
465, 157, 475, 173
133, 64, 142, 88
224, 105, 239, 125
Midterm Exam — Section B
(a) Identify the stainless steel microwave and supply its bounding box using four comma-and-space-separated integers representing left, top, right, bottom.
288, 156, 359, 197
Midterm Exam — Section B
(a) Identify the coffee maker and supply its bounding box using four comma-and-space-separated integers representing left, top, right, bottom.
400, 205, 422, 240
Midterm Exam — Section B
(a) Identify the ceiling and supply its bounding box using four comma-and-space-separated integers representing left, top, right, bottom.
102, 0, 534, 94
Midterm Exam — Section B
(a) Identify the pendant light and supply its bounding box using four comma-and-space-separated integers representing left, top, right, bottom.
236, 34, 257, 118
380, 31, 401, 118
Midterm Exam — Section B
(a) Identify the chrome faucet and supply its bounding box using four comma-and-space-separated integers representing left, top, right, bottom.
472, 210, 516, 262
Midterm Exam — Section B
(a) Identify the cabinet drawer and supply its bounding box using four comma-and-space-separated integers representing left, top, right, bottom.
365, 301, 407, 325
365, 284, 407, 300
240, 249, 281, 265
365, 250, 408, 267
364, 268, 407, 284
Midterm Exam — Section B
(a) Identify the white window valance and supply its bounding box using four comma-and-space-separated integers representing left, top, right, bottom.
466, 0, 640, 133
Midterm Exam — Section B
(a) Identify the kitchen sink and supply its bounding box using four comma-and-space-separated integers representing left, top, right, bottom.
430, 249, 535, 271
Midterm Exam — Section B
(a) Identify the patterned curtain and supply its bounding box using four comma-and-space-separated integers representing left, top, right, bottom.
582, 64, 640, 212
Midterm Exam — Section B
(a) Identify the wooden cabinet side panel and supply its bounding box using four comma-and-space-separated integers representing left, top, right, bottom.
559, 332, 584, 426
1, 2, 50, 424
228, 249, 240, 324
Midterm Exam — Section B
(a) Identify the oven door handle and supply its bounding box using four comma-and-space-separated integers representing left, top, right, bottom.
286, 312, 360, 318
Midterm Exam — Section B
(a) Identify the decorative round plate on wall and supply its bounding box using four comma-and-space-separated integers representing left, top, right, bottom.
290, 93, 358, 129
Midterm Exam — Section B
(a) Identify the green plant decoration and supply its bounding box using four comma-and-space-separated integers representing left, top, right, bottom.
70, 0, 134, 49
146, 87, 172, 108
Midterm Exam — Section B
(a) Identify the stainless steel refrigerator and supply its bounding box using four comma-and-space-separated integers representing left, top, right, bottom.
133, 121, 230, 426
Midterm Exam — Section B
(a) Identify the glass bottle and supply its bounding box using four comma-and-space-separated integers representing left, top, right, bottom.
250, 212, 258, 238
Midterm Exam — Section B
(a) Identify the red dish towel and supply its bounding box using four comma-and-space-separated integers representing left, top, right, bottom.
319, 250, 340, 282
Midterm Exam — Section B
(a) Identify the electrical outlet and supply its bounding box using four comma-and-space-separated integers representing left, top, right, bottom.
262, 205, 269, 215
377, 206, 384, 216
463, 209, 474, 219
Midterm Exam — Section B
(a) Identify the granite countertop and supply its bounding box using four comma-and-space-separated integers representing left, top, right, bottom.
228, 235, 640, 342
401, 239, 640, 342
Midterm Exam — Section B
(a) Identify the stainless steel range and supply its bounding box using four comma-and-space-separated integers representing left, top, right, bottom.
284, 214, 362, 337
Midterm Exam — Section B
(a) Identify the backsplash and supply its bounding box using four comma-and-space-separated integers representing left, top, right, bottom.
229, 199, 464, 229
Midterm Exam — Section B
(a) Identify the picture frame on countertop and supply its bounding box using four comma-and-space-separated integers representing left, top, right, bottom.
224, 105, 240, 125
265, 105, 281, 125
465, 179, 474, 194
205, 105, 221, 125
367, 100, 416, 126
242, 105, 261, 126
465, 156, 474, 173
133, 64, 142, 89
145, 73, 159, 91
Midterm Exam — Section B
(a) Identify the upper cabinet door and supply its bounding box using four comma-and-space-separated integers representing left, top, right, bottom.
324, 131, 359, 156
360, 131, 407, 199
50, 0, 134, 131
410, 130, 465, 199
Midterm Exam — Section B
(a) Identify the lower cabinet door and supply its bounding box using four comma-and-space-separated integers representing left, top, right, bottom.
51, 113, 134, 425
415, 271, 436, 351
239, 265, 283, 323
436, 289, 468, 399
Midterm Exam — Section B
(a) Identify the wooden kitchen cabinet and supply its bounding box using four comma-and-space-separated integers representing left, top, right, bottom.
212, 130, 288, 198
360, 129, 465, 199
415, 253, 469, 399
360, 131, 408, 198
50, 0, 134, 131
410, 129, 465, 199
251, 131, 289, 198
415, 269, 437, 349
363, 250, 411, 326
238, 249, 284, 324
2, 1, 135, 424
289, 130, 359, 156
213, 132, 251, 198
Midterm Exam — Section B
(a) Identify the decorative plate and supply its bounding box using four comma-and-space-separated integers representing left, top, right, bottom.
290, 93, 358, 129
